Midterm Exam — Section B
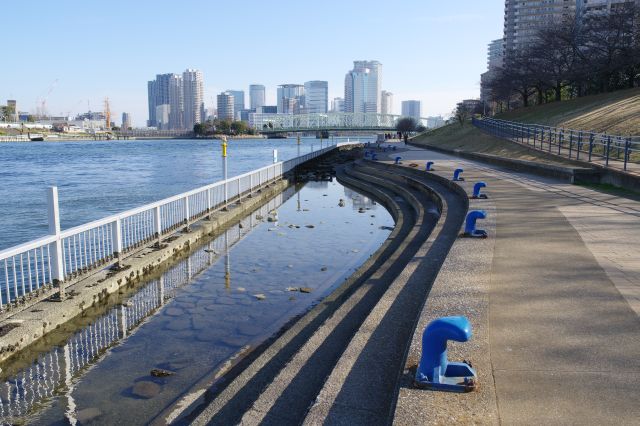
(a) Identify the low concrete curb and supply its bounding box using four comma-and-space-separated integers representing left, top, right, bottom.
409, 142, 600, 184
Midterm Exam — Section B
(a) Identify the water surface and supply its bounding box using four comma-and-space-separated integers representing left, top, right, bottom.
0, 136, 371, 250
0, 179, 393, 425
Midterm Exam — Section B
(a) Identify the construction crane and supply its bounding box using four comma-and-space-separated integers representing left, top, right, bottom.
104, 97, 111, 130
36, 79, 59, 118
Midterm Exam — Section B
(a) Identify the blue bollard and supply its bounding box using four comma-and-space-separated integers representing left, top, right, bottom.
372, 153, 378, 161
453, 168, 464, 181
463, 210, 487, 238
395, 156, 402, 164
364, 150, 370, 157
426, 161, 434, 171
415, 316, 477, 392
471, 181, 488, 199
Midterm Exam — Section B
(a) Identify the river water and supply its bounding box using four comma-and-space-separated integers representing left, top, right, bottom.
0, 136, 371, 251
0, 143, 395, 424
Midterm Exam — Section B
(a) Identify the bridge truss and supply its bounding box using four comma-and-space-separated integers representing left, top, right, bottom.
251, 112, 424, 133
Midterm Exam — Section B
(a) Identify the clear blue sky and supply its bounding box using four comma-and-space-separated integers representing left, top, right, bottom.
1, 0, 504, 126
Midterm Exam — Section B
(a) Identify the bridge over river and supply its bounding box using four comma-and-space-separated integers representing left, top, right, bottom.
252, 112, 431, 134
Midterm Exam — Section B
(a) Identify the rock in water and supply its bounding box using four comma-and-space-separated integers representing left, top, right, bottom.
151, 368, 175, 377
299, 287, 313, 293
320, 267, 328, 272
76, 407, 103, 423
305, 225, 315, 229
253, 294, 266, 300
286, 287, 298, 292
132, 381, 161, 399
338, 199, 346, 207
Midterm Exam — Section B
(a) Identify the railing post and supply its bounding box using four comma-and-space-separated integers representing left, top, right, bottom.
624, 139, 630, 171
589, 133, 594, 161
111, 217, 123, 266
47, 187, 65, 299
606, 135, 612, 167
183, 196, 190, 230
558, 129, 563, 155
568, 130, 573, 158
576, 131, 582, 160
153, 205, 162, 246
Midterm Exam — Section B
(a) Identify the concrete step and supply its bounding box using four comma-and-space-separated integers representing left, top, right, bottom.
185, 161, 467, 425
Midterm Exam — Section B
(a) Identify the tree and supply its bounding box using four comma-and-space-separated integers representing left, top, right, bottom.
230, 120, 248, 135
396, 117, 418, 134
193, 123, 205, 136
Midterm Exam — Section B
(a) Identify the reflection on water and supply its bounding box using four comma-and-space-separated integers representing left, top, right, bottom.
0, 189, 291, 425
0, 180, 394, 425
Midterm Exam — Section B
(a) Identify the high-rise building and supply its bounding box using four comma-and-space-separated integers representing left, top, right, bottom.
183, 69, 204, 130
121, 112, 131, 130
256, 105, 277, 114
503, 0, 577, 58
217, 92, 235, 121
303, 81, 328, 113
401, 100, 421, 121
480, 39, 505, 103
578, 0, 640, 18
156, 105, 170, 129
249, 84, 266, 110
168, 74, 184, 130
381, 91, 393, 115
331, 97, 345, 113
344, 60, 382, 113
228, 90, 245, 119
147, 80, 157, 127
148, 73, 185, 129
330, 97, 344, 113
277, 84, 304, 114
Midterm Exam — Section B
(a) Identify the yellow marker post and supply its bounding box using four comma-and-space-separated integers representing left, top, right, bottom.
222, 136, 228, 207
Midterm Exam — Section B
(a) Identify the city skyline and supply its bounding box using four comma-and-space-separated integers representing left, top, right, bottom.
0, 0, 503, 127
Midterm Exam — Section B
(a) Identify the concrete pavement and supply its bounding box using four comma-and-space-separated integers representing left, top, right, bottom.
386, 143, 640, 425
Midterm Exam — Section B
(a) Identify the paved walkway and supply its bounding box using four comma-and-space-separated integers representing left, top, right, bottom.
384, 144, 640, 425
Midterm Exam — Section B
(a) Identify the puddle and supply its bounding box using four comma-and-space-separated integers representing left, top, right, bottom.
0, 180, 394, 425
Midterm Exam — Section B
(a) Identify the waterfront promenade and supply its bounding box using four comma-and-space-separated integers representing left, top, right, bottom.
386, 144, 640, 425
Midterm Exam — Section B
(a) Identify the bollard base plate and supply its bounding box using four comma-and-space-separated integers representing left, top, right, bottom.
413, 377, 477, 393
460, 230, 488, 239
453, 177, 465, 181
470, 194, 488, 199
415, 362, 477, 393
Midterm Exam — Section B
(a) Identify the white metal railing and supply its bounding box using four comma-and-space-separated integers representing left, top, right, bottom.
0, 144, 339, 310
0, 192, 289, 424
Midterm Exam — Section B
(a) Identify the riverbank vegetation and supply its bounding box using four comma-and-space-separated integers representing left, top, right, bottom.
193, 119, 257, 137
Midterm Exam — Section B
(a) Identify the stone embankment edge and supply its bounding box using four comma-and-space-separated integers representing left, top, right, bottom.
409, 142, 599, 183
0, 177, 291, 365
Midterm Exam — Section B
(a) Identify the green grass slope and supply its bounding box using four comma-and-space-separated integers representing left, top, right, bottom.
411, 88, 640, 164
498, 87, 640, 136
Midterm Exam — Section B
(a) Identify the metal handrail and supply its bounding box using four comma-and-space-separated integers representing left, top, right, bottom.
0, 143, 341, 309
472, 117, 640, 171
